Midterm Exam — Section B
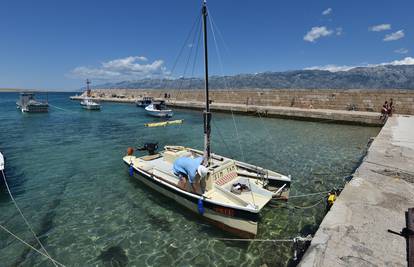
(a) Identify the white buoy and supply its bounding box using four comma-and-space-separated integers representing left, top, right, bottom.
0, 152, 4, 171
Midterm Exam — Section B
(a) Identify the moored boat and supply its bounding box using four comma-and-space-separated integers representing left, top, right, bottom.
124, 0, 291, 238
145, 100, 173, 118
0, 152, 4, 171
80, 79, 101, 110
136, 96, 154, 107
16, 93, 49, 113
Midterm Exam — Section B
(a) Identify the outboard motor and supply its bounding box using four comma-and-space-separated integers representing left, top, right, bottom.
137, 142, 159, 155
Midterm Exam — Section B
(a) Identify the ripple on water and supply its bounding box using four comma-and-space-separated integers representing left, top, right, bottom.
0, 92, 380, 266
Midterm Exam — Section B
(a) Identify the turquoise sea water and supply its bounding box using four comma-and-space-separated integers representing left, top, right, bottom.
0, 92, 380, 266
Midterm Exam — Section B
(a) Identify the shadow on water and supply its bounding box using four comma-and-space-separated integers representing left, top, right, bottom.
97, 246, 128, 267
11, 173, 72, 266
0, 166, 27, 203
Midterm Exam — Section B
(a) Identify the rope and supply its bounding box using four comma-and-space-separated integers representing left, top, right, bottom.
0, 223, 65, 267
1, 170, 58, 267
288, 190, 332, 199
208, 8, 258, 206
48, 104, 75, 113
214, 235, 312, 243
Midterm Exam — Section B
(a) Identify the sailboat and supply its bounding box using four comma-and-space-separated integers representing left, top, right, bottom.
80, 79, 101, 110
123, 0, 291, 238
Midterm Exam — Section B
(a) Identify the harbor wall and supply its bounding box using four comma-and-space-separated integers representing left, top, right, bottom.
299, 115, 414, 266
86, 89, 414, 115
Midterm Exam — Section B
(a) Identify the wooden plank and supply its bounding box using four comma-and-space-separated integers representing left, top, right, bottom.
408, 208, 414, 267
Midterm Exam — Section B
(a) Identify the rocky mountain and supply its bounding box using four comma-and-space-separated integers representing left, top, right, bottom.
95, 64, 414, 90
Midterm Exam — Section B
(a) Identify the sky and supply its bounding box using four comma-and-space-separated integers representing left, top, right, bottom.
0, 0, 413, 91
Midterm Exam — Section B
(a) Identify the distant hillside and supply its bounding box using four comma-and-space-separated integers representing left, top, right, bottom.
95, 64, 414, 90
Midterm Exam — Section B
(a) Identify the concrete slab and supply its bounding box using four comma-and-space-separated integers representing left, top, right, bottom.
299, 115, 414, 267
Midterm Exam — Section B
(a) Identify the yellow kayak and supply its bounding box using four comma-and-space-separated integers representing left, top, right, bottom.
144, 119, 184, 127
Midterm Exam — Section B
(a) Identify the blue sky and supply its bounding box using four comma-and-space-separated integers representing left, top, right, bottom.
0, 0, 413, 91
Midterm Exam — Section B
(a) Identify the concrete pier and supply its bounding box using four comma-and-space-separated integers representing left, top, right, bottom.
299, 115, 414, 266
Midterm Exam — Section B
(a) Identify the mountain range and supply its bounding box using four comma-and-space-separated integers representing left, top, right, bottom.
95, 64, 414, 90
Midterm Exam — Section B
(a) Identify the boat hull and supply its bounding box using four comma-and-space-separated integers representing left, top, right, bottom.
145, 109, 173, 118
82, 105, 101, 110
125, 162, 258, 238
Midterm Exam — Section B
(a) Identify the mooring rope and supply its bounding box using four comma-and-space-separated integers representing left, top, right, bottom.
48, 104, 75, 113
0, 223, 65, 267
214, 235, 312, 243
1, 170, 58, 267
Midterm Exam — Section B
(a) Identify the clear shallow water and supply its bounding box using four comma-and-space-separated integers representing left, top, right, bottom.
0, 92, 380, 266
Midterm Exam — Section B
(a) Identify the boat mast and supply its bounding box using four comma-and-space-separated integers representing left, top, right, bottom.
202, 0, 211, 165
86, 79, 91, 97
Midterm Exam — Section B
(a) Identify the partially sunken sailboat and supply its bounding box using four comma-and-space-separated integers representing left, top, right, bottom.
80, 79, 101, 110
16, 92, 49, 113
123, 1, 291, 238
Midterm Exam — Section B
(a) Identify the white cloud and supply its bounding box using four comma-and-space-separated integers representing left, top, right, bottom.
336, 27, 343, 36
69, 56, 170, 81
383, 30, 404, 41
385, 57, 414, 65
304, 26, 333, 42
394, 48, 408, 54
322, 8, 332, 16
369, 24, 391, 32
305, 65, 355, 72
305, 57, 414, 72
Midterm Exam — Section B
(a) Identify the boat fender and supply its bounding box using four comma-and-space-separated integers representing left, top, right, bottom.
127, 147, 134, 156
197, 198, 204, 215
326, 192, 336, 211
129, 165, 134, 177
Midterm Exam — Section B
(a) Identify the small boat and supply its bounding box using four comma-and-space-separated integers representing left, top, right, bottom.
0, 152, 4, 171
144, 119, 183, 127
80, 98, 101, 110
124, 1, 291, 238
80, 79, 101, 110
136, 96, 154, 107
16, 93, 48, 113
145, 100, 173, 118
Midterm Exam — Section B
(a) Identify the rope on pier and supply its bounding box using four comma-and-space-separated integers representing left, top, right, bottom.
214, 235, 312, 243
0, 223, 66, 267
1, 169, 59, 267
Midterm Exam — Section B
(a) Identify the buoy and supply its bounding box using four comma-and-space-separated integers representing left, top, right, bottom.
127, 147, 134, 156
197, 198, 204, 215
129, 165, 134, 177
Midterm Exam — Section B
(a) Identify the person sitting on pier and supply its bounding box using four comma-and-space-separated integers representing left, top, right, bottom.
380, 101, 388, 122
172, 156, 208, 194
388, 98, 394, 116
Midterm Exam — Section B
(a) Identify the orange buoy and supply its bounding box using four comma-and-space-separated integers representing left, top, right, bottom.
127, 147, 134, 156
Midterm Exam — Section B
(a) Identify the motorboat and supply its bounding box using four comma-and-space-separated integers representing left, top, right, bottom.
80, 79, 101, 110
145, 101, 173, 118
0, 152, 4, 171
16, 93, 48, 113
136, 96, 154, 107
80, 98, 101, 110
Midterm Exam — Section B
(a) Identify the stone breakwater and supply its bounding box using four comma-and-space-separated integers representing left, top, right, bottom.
79, 89, 414, 114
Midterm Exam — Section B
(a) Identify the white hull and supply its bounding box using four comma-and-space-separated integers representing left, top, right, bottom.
128, 163, 258, 237
0, 152, 4, 171
145, 104, 173, 118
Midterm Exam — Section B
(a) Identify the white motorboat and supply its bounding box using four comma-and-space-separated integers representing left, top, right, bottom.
80, 79, 101, 110
124, 1, 291, 238
80, 98, 101, 110
145, 101, 173, 118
